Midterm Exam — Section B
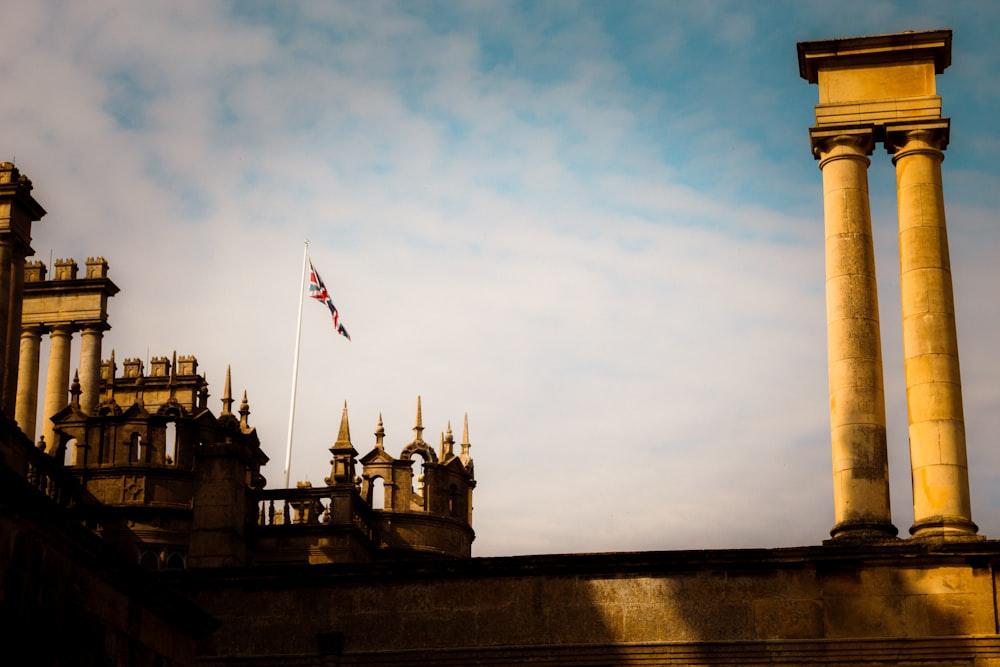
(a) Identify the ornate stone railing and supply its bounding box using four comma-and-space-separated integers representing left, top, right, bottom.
24, 441, 82, 510
255, 486, 333, 526
252, 486, 374, 538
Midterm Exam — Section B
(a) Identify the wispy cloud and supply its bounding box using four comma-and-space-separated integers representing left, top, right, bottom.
2, 1, 1000, 555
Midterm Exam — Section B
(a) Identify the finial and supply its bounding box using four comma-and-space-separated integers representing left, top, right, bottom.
239, 390, 250, 428
70, 370, 82, 409
221, 365, 233, 415
442, 421, 454, 458
459, 412, 472, 463
413, 395, 424, 444
336, 400, 351, 446
374, 413, 385, 450
198, 374, 209, 409
169, 350, 177, 393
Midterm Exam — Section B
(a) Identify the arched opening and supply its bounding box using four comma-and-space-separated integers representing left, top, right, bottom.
138, 551, 159, 571
129, 432, 144, 463
371, 476, 386, 510
165, 552, 185, 570
411, 455, 429, 509
64, 438, 77, 466
164, 421, 177, 465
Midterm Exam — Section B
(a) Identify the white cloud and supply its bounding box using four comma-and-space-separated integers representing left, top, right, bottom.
3, 1, 1000, 556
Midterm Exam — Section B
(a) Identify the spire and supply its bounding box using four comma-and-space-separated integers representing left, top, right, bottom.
459, 413, 472, 466
70, 370, 82, 410
336, 400, 351, 446
326, 401, 358, 486
198, 373, 209, 409
168, 350, 177, 398
412, 395, 425, 444
441, 421, 454, 459
374, 413, 385, 450
221, 365, 233, 415
239, 390, 250, 428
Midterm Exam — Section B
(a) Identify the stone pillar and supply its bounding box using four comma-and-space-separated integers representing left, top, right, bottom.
3, 247, 26, 414
812, 127, 896, 542
887, 122, 978, 539
0, 240, 12, 406
78, 325, 104, 415
0, 161, 46, 420
41, 324, 73, 454
15, 324, 43, 440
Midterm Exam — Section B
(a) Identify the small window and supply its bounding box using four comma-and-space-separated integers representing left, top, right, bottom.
64, 438, 77, 466
165, 552, 185, 570
165, 421, 177, 465
130, 433, 144, 463
371, 477, 386, 510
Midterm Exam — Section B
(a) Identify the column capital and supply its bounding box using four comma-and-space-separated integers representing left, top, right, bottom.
810, 125, 875, 164
79, 322, 110, 335
886, 119, 950, 157
48, 323, 75, 337
20, 323, 45, 338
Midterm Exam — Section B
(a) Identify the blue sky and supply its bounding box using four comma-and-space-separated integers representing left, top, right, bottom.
2, 1, 1000, 556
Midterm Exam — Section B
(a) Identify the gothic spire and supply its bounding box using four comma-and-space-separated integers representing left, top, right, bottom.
327, 401, 358, 486
374, 413, 385, 450
221, 365, 234, 415
70, 370, 82, 410
459, 413, 472, 467
336, 400, 351, 447
412, 395, 425, 444
239, 390, 250, 428
441, 421, 454, 459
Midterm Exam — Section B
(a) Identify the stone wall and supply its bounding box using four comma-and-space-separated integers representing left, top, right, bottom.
181, 543, 1000, 666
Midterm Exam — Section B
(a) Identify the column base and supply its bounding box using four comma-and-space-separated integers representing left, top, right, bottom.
826, 520, 899, 545
909, 516, 983, 542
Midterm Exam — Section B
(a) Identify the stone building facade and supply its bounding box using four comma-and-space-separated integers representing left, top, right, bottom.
3, 29, 1000, 666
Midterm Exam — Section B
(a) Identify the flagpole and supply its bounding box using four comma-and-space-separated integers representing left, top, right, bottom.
284, 240, 309, 489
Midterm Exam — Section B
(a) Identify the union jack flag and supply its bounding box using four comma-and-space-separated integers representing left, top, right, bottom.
308, 258, 351, 341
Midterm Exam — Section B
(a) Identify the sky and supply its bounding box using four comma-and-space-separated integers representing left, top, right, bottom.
2, 0, 1000, 557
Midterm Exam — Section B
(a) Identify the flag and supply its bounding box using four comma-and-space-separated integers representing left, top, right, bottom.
308, 258, 351, 340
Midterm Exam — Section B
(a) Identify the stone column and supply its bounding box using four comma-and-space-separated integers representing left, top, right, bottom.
78, 325, 104, 415
15, 324, 43, 441
41, 324, 73, 454
811, 127, 896, 542
887, 122, 978, 539
0, 240, 12, 407
3, 247, 26, 415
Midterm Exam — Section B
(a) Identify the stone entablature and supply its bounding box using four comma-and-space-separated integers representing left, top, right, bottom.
798, 30, 950, 131
22, 257, 118, 325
